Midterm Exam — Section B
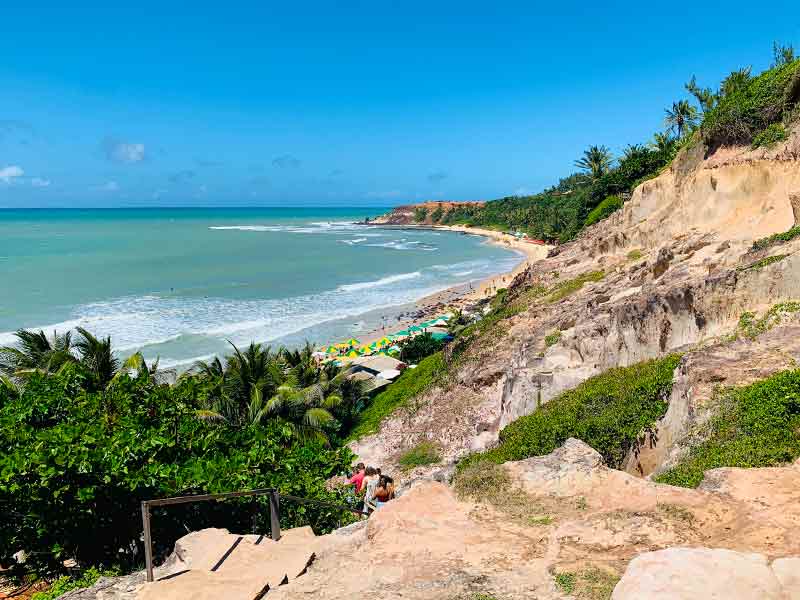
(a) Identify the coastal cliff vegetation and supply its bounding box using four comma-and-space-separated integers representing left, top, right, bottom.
424, 45, 800, 243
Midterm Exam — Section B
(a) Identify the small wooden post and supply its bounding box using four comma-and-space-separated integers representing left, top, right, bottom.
141, 501, 154, 583
269, 491, 281, 541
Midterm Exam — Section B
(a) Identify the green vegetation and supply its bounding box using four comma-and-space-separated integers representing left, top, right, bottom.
665, 100, 699, 138
399, 331, 446, 363
398, 440, 441, 470
413, 206, 428, 222
737, 254, 788, 272
453, 460, 552, 526
458, 355, 681, 471
627, 249, 643, 261
547, 270, 604, 303
752, 122, 788, 148
430, 203, 444, 223
346, 352, 445, 441
701, 57, 800, 148
31, 567, 119, 600
554, 572, 577, 594
553, 568, 620, 600
584, 195, 622, 228
752, 225, 800, 251
0, 330, 378, 580
654, 369, 800, 488
544, 331, 562, 347
574, 145, 614, 179
736, 302, 800, 339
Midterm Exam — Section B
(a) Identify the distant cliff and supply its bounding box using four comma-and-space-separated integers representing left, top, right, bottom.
370, 200, 485, 225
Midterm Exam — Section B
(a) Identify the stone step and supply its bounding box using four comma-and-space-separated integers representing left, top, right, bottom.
137, 527, 317, 600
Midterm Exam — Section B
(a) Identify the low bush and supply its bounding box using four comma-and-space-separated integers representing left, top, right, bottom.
413, 207, 428, 222
737, 254, 788, 272
458, 355, 681, 471
702, 59, 800, 148
736, 302, 800, 339
584, 195, 622, 228
397, 441, 441, 470
544, 331, 561, 347
547, 270, 605, 303
654, 369, 800, 488
399, 332, 445, 364
751, 225, 800, 251
752, 122, 788, 148
345, 352, 445, 441
31, 567, 119, 600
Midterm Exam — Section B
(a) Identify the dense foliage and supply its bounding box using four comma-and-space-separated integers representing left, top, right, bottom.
399, 332, 445, 363
584, 195, 622, 228
701, 58, 800, 149
458, 355, 681, 471
0, 367, 354, 577
654, 369, 800, 487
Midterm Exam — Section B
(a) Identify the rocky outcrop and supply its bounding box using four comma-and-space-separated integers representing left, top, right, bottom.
353, 131, 800, 479
612, 548, 800, 599
370, 200, 485, 225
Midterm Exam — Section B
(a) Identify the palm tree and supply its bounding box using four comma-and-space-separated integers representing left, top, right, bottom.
650, 132, 676, 154
685, 76, 717, 113
664, 100, 699, 138
574, 145, 614, 179
74, 327, 119, 391
0, 329, 75, 379
772, 42, 796, 68
719, 67, 752, 98
264, 381, 338, 445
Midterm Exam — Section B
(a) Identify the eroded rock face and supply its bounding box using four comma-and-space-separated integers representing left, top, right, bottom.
352, 132, 800, 479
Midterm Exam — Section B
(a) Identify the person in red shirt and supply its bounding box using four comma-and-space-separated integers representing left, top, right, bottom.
347, 462, 366, 492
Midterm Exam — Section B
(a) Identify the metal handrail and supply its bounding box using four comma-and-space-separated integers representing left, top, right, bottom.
141, 488, 366, 583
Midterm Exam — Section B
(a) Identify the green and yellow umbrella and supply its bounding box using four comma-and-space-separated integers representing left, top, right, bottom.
376, 337, 392, 347
325, 345, 339, 355
345, 338, 360, 347
346, 349, 360, 358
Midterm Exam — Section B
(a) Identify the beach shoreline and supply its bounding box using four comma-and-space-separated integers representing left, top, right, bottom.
350, 224, 552, 347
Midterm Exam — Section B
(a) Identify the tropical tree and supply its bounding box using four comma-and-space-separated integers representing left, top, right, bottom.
685, 75, 717, 113
574, 145, 614, 179
719, 67, 752, 98
650, 131, 676, 153
772, 41, 796, 68
74, 327, 119, 391
0, 329, 75, 379
664, 100, 699, 138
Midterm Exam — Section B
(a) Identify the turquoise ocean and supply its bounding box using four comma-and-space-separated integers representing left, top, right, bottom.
0, 208, 521, 369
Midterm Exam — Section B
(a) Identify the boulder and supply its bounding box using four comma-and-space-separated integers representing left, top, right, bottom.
612, 547, 800, 599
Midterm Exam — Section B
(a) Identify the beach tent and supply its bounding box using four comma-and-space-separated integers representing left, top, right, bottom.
409, 325, 425, 333
430, 332, 453, 341
391, 330, 410, 338
428, 318, 449, 327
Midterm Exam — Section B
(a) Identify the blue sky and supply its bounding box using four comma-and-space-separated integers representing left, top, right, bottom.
1, 1, 799, 207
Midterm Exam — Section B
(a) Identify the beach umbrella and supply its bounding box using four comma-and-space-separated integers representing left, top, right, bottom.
345, 338, 360, 347
325, 345, 339, 355
359, 345, 373, 355
377, 336, 392, 346
346, 349, 360, 358
409, 325, 424, 333
428, 318, 448, 327
392, 330, 410, 337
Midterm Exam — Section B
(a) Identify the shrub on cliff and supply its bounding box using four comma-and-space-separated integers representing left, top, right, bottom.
584, 195, 622, 228
702, 59, 800, 148
458, 355, 681, 471
399, 332, 445, 364
0, 368, 354, 578
654, 369, 800, 488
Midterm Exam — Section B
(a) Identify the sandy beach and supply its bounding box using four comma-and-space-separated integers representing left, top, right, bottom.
351, 225, 552, 346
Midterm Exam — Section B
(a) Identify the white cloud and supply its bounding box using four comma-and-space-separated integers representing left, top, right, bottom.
31, 177, 51, 188
0, 165, 24, 183
103, 138, 146, 163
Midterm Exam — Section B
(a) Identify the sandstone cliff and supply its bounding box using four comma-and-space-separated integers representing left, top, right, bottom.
352, 124, 800, 479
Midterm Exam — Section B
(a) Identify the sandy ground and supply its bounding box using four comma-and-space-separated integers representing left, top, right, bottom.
350, 225, 551, 347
